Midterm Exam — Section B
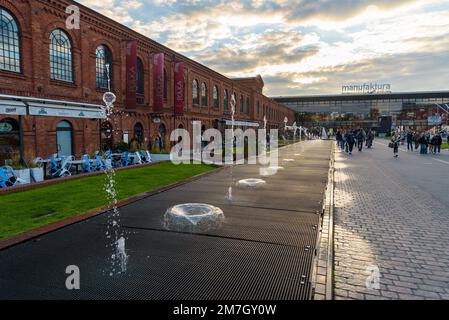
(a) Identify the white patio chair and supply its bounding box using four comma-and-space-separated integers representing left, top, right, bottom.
133, 152, 143, 165
1, 166, 27, 186
53, 156, 74, 177
140, 150, 152, 163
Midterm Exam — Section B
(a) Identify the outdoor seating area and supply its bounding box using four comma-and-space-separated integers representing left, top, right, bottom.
0, 150, 153, 190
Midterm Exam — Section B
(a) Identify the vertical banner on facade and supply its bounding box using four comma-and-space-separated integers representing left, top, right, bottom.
174, 62, 185, 116
125, 40, 137, 109
153, 53, 165, 113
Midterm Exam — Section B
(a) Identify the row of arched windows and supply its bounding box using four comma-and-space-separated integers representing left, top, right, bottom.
0, 7, 142, 92
1, 6, 288, 119
192, 80, 251, 114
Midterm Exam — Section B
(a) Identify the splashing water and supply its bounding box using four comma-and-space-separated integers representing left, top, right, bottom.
115, 237, 128, 273
102, 64, 128, 276
163, 203, 225, 233
227, 186, 233, 201
236, 178, 266, 189
227, 95, 236, 202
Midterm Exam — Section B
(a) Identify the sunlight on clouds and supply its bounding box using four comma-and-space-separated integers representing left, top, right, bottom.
77, 0, 449, 95
292, 76, 327, 85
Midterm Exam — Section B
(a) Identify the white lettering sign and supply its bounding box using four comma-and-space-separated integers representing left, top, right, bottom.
342, 83, 392, 95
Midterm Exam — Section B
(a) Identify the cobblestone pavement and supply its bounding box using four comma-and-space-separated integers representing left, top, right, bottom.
333, 141, 449, 300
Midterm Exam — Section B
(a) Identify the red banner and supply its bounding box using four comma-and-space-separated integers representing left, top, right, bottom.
174, 62, 185, 116
125, 40, 137, 109
153, 53, 165, 113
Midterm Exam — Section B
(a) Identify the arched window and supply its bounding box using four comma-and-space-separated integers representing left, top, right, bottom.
240, 95, 244, 113
164, 69, 168, 101
137, 58, 144, 95
96, 45, 112, 89
49, 29, 72, 82
246, 97, 250, 114
213, 85, 219, 110
0, 8, 21, 73
257, 101, 260, 116
201, 82, 208, 107
223, 89, 228, 111
192, 79, 199, 105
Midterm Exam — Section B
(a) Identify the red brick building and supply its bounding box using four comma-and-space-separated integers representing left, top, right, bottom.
0, 0, 295, 163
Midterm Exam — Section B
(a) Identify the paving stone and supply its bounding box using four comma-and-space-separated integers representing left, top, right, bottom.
333, 146, 449, 300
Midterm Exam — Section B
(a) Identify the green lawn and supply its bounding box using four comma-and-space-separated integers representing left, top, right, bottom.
442, 142, 449, 149
0, 162, 216, 240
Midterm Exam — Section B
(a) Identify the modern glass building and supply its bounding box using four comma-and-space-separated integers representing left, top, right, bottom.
274, 91, 449, 133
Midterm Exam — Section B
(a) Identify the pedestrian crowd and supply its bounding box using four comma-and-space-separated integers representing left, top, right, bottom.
402, 130, 447, 155
335, 127, 448, 159
335, 128, 375, 155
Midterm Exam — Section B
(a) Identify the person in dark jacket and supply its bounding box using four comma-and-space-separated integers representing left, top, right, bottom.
336, 130, 344, 151
391, 133, 401, 158
413, 132, 420, 150
366, 130, 374, 148
346, 130, 356, 155
356, 129, 366, 152
419, 133, 428, 154
432, 133, 443, 154
406, 131, 414, 151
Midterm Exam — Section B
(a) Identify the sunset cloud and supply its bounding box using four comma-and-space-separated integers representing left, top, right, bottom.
77, 0, 449, 95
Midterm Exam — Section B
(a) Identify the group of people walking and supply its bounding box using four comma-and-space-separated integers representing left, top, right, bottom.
403, 130, 446, 155
335, 128, 375, 155
390, 130, 447, 158
335, 127, 447, 159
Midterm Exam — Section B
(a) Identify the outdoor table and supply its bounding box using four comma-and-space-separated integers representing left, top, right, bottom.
68, 160, 86, 174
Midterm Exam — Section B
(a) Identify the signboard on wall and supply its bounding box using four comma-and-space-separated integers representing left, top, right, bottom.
174, 62, 185, 116
224, 120, 260, 127
29, 106, 105, 119
125, 40, 137, 109
428, 115, 442, 125
342, 83, 392, 95
153, 53, 165, 113
0, 105, 27, 116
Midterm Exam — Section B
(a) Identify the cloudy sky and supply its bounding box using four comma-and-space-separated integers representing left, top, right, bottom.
78, 0, 449, 96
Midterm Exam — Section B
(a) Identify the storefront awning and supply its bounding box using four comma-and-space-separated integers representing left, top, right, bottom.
28, 102, 105, 119
0, 94, 106, 119
224, 119, 260, 127
0, 100, 27, 116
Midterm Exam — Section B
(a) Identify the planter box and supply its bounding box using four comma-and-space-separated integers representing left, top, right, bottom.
30, 167, 44, 183
150, 154, 171, 162
14, 168, 31, 185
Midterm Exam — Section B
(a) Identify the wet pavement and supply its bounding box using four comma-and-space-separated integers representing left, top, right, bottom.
0, 140, 332, 300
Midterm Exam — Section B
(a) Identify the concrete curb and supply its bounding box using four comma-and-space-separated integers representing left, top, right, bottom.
0, 166, 224, 251
312, 141, 335, 300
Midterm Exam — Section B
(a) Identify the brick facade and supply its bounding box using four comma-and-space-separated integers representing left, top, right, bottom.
0, 0, 295, 160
